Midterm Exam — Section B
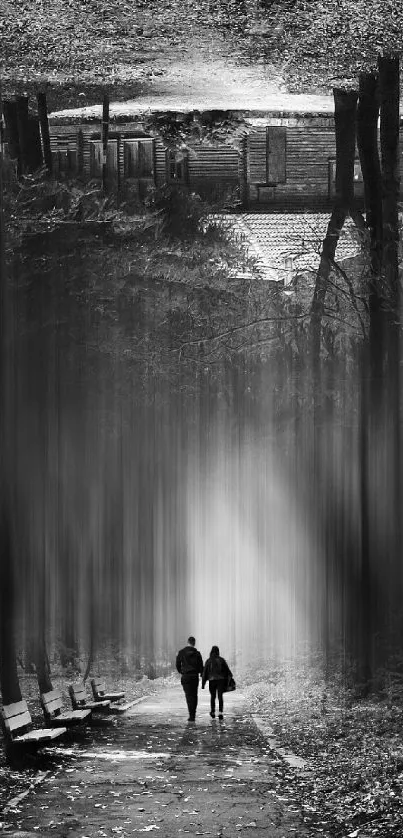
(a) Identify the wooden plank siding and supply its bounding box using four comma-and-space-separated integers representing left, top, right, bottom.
186, 145, 240, 199
50, 129, 80, 176
267, 127, 286, 183
155, 139, 168, 187
89, 139, 118, 179
47, 118, 403, 208
247, 126, 337, 206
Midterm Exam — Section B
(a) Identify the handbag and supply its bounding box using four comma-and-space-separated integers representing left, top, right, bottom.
224, 675, 236, 692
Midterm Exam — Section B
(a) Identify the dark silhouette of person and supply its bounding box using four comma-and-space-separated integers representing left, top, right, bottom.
202, 645, 232, 720
176, 636, 203, 722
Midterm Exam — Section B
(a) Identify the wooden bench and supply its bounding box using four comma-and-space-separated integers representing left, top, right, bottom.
41, 689, 92, 726
1, 700, 67, 747
68, 684, 110, 712
91, 678, 136, 712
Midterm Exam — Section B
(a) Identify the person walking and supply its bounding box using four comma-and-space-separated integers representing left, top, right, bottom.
202, 645, 233, 720
176, 636, 204, 722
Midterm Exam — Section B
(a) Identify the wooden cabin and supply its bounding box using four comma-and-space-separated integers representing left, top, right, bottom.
48, 110, 403, 210
244, 116, 365, 209
49, 121, 242, 201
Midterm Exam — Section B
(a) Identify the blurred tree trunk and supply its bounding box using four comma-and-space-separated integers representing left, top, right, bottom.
33, 634, 52, 694
357, 56, 401, 690
356, 73, 383, 276
15, 96, 31, 176
358, 345, 373, 695
0, 507, 22, 704
83, 553, 97, 682
37, 91, 53, 174
355, 72, 382, 693
3, 101, 21, 172
310, 90, 363, 694
102, 92, 109, 194
379, 55, 401, 621
311, 89, 364, 365
0, 85, 22, 706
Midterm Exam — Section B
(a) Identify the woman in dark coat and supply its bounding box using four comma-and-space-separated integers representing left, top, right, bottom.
202, 645, 233, 719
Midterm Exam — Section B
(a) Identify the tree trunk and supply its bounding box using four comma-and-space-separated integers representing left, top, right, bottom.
33, 634, 53, 694
358, 344, 373, 695
15, 96, 30, 176
356, 73, 383, 277
2, 100, 21, 169
0, 507, 22, 705
378, 54, 401, 623
310, 89, 361, 363
27, 116, 43, 171
83, 555, 97, 682
37, 91, 53, 174
102, 92, 109, 194
0, 85, 21, 706
379, 56, 400, 317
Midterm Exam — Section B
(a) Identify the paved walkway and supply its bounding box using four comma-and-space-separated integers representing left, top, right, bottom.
2, 686, 308, 837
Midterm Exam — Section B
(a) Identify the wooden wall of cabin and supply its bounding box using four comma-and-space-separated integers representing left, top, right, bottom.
48, 121, 403, 209
247, 125, 337, 208
247, 124, 403, 209
48, 125, 241, 199
185, 145, 241, 200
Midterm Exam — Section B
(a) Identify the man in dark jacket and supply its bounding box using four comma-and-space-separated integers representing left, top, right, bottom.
176, 636, 203, 721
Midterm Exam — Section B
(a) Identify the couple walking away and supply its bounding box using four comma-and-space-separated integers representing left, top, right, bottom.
176, 636, 234, 722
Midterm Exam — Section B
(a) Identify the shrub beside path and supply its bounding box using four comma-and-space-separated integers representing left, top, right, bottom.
2, 685, 308, 837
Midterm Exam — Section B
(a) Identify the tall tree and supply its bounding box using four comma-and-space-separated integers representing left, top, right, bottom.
0, 82, 22, 705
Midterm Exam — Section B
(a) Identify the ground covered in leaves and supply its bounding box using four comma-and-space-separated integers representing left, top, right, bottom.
245, 658, 403, 837
1, 0, 285, 110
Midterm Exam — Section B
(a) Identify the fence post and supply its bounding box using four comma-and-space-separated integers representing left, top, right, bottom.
102, 92, 109, 193
15, 95, 30, 175
37, 91, 53, 174
2, 100, 20, 173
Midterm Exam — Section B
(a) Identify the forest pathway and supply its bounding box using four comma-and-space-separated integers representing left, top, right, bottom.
2, 686, 308, 837
48, 23, 333, 115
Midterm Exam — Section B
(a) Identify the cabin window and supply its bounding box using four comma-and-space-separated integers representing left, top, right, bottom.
52, 146, 77, 176
329, 158, 363, 197
124, 139, 154, 179
266, 127, 286, 184
257, 185, 276, 203
90, 140, 118, 178
167, 149, 189, 183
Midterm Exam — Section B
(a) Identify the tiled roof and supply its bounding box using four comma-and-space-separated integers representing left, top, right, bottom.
217, 213, 362, 282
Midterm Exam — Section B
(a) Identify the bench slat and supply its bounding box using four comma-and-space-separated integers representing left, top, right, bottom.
2, 700, 67, 746
2, 700, 30, 719
72, 689, 87, 701
41, 690, 63, 703
41, 689, 91, 725
4, 711, 32, 732
14, 726, 67, 743
91, 679, 125, 701
58, 709, 91, 722
69, 685, 110, 711
100, 692, 125, 701
41, 690, 63, 711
